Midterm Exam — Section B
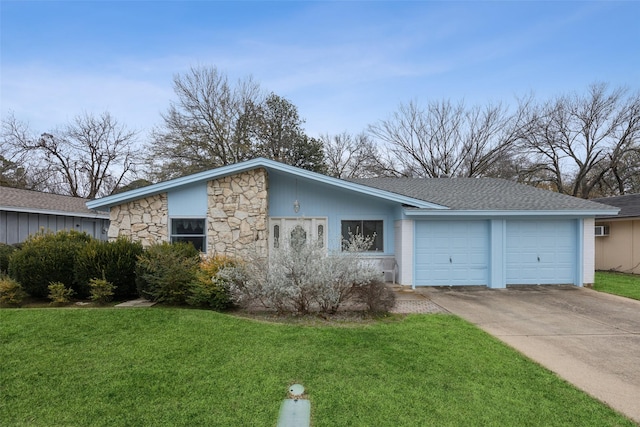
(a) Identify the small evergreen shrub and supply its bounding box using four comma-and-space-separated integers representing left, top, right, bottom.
88, 277, 116, 304
0, 275, 26, 306
135, 242, 200, 304
75, 237, 143, 300
0, 243, 17, 274
48, 281, 75, 305
8, 230, 92, 298
187, 255, 236, 310
353, 278, 396, 313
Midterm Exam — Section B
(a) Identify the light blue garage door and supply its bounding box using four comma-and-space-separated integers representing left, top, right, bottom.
415, 221, 489, 286
506, 220, 577, 285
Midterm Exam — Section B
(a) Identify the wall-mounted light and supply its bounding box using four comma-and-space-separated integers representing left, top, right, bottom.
293, 200, 300, 213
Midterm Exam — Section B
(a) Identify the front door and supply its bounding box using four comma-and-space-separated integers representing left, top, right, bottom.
268, 218, 327, 251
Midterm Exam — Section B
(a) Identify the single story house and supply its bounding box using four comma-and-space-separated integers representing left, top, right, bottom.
0, 186, 110, 245
86, 158, 617, 288
592, 193, 640, 274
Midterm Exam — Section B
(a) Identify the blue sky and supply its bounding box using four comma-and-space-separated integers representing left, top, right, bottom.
1, 1, 639, 140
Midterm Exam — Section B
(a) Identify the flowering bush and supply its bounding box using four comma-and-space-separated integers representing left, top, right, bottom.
222, 230, 383, 314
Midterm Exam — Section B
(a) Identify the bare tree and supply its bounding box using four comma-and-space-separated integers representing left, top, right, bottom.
517, 83, 640, 198
321, 132, 388, 178
368, 100, 524, 178
149, 66, 263, 181
1, 112, 140, 198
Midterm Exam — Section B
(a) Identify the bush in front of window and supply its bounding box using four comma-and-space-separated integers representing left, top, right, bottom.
8, 230, 92, 299
187, 255, 236, 311
135, 242, 200, 304
74, 237, 143, 300
223, 233, 384, 315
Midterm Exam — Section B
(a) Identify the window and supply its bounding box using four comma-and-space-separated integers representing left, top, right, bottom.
170, 218, 205, 252
341, 220, 383, 252
273, 224, 280, 248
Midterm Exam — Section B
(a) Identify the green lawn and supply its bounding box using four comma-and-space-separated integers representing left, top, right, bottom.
595, 271, 640, 300
0, 309, 633, 426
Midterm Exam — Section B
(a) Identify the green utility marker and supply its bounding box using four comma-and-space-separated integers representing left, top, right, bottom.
277, 384, 310, 427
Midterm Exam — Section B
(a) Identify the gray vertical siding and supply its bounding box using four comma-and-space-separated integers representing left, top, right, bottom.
0, 210, 109, 245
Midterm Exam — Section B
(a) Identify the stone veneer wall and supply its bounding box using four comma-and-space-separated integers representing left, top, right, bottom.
207, 168, 268, 259
108, 193, 168, 247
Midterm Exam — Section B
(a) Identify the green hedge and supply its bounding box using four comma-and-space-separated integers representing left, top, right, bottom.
8, 230, 92, 298
74, 237, 143, 300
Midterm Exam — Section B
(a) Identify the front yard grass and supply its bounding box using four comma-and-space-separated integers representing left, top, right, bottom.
595, 271, 640, 300
0, 309, 633, 426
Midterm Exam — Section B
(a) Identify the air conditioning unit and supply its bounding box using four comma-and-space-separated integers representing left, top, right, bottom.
595, 225, 610, 237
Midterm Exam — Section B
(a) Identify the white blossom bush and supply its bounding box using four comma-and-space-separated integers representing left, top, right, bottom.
219, 230, 385, 314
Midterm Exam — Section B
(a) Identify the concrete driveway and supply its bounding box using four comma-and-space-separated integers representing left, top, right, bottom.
419, 285, 640, 424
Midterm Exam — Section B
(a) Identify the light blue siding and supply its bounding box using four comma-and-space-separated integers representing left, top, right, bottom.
268, 171, 397, 253
414, 220, 490, 286
167, 183, 207, 216
506, 220, 577, 285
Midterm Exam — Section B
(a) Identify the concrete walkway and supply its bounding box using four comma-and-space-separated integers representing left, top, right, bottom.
114, 298, 156, 308
390, 285, 449, 314
418, 285, 640, 424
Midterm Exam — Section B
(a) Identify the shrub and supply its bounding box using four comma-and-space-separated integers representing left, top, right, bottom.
48, 281, 75, 305
0, 275, 26, 306
353, 278, 396, 313
8, 230, 92, 298
0, 243, 17, 274
135, 242, 200, 304
226, 229, 382, 314
75, 237, 143, 300
187, 255, 236, 310
89, 277, 116, 304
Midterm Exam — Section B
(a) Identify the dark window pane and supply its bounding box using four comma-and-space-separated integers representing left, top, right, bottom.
341, 220, 383, 252
172, 219, 205, 235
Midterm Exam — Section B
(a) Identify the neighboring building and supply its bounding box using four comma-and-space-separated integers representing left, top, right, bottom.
593, 193, 640, 274
0, 186, 110, 245
87, 158, 617, 288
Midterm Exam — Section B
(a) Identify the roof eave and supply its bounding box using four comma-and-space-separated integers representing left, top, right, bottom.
403, 208, 620, 217
0, 205, 110, 219
87, 158, 447, 210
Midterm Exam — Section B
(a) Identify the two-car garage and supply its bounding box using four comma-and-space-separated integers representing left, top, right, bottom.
414, 219, 579, 287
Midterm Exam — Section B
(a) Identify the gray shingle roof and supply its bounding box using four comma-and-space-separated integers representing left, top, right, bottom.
350, 177, 616, 211
0, 186, 108, 218
592, 193, 640, 219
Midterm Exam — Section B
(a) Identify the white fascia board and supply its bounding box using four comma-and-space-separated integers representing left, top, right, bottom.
87, 158, 447, 210
403, 208, 620, 218
86, 158, 270, 209
1, 205, 110, 219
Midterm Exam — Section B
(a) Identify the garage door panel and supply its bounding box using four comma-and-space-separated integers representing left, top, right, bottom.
415, 221, 489, 286
506, 220, 576, 285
